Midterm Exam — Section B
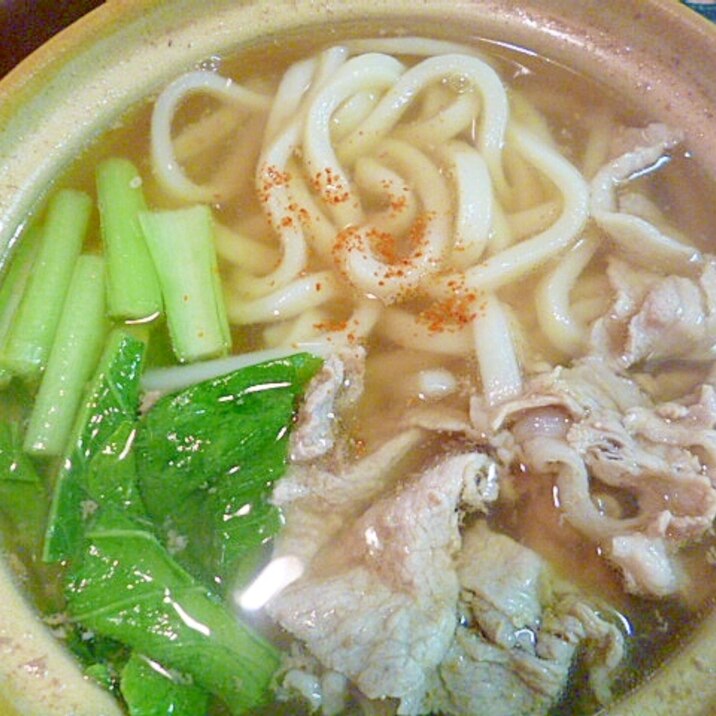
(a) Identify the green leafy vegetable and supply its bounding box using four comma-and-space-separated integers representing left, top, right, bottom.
136, 353, 322, 584
85, 422, 149, 522
44, 330, 146, 561
120, 652, 209, 716
84, 662, 116, 692
40, 344, 320, 712
64, 626, 128, 676
66, 509, 279, 715
0, 421, 47, 546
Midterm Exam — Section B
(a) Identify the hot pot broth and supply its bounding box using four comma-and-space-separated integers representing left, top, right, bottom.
1, 33, 716, 716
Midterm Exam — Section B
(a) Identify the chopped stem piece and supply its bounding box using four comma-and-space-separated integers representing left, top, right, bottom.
140, 205, 230, 363
0, 225, 42, 389
1, 190, 92, 382
97, 158, 163, 320
24, 255, 108, 456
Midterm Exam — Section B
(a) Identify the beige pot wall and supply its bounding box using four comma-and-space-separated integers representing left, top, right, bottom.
0, 1, 715, 714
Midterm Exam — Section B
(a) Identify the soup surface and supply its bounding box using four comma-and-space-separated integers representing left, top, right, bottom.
1, 32, 716, 716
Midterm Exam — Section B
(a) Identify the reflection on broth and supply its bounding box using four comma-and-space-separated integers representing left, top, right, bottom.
1, 33, 716, 716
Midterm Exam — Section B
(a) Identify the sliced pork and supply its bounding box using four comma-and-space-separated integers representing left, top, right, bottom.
471, 358, 716, 597
590, 123, 700, 275
268, 452, 485, 714
425, 522, 624, 715
290, 346, 366, 462
590, 258, 716, 369
272, 428, 424, 564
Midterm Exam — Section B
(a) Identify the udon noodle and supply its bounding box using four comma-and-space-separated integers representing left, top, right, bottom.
2, 33, 716, 716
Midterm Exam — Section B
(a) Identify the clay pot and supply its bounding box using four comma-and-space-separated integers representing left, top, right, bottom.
0, 2, 714, 714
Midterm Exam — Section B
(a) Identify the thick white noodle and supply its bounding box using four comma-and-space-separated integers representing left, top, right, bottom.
296, 299, 383, 349
303, 53, 406, 229
248, 47, 350, 297
377, 308, 472, 356
263, 57, 318, 147
506, 200, 560, 241
418, 83, 456, 120
337, 53, 510, 197
502, 143, 546, 211
438, 141, 493, 268
331, 90, 380, 142
472, 294, 522, 405
213, 222, 279, 275
488, 200, 514, 253
172, 105, 240, 162
413, 368, 459, 401
571, 295, 611, 324
392, 92, 479, 147
250, 124, 308, 295
509, 92, 555, 147
581, 108, 613, 179
429, 124, 589, 298
263, 45, 348, 150
367, 349, 448, 383
353, 156, 418, 236
151, 70, 271, 203
225, 271, 342, 324
284, 162, 338, 262
209, 113, 267, 206
333, 138, 452, 303
263, 307, 329, 348
535, 234, 600, 357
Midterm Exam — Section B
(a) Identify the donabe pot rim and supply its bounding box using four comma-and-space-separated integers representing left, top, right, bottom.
0, 1, 715, 715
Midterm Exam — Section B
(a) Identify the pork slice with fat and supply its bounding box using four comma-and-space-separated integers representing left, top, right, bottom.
267, 452, 485, 715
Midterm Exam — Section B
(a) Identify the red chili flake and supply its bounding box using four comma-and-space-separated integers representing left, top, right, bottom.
389, 193, 408, 214
258, 164, 291, 204
406, 211, 435, 249
417, 292, 479, 334
312, 167, 351, 205
369, 227, 399, 264
313, 319, 348, 332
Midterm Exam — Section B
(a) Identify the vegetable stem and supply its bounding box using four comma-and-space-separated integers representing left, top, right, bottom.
97, 158, 163, 320
1, 189, 92, 382
24, 255, 108, 456
0, 225, 42, 389
140, 206, 230, 363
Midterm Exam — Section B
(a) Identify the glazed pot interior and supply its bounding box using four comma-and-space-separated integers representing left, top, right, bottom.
0, 1, 716, 715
